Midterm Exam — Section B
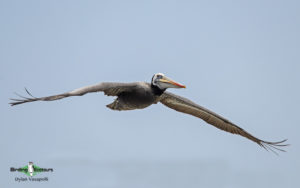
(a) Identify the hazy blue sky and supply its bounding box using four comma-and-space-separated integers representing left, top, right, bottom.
1, 0, 299, 187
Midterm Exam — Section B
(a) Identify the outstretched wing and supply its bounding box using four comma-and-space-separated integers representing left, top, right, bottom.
159, 91, 288, 153
10, 82, 140, 106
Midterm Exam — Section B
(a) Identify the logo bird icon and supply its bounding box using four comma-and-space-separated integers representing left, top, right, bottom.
28, 162, 34, 176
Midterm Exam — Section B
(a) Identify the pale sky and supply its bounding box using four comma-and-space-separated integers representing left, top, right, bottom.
1, 1, 300, 188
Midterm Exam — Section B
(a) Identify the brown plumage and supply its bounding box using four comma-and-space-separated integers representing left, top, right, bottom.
159, 92, 288, 153
10, 73, 288, 154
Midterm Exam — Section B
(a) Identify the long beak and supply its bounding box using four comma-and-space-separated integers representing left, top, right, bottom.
159, 76, 186, 88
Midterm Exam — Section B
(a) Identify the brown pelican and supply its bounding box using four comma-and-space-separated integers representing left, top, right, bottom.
10, 73, 288, 153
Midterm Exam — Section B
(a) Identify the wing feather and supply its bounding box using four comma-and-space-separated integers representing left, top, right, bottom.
159, 91, 288, 153
10, 82, 140, 106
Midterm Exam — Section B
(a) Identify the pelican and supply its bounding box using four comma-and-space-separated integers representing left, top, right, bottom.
10, 73, 288, 153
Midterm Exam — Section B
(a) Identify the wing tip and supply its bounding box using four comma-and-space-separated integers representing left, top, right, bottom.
259, 139, 289, 155
9, 88, 37, 106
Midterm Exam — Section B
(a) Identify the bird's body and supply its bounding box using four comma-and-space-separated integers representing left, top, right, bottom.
10, 73, 288, 154
106, 82, 161, 110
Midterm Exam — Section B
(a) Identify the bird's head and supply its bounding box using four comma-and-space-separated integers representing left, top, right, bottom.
151, 73, 186, 90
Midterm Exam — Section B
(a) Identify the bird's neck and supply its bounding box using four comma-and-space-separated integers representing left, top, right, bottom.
151, 84, 166, 95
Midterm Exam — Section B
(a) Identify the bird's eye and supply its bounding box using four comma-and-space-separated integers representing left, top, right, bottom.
157, 75, 162, 79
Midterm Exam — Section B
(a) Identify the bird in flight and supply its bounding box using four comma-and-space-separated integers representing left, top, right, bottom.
10, 73, 288, 153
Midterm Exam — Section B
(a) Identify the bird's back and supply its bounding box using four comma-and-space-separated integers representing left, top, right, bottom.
106, 82, 160, 110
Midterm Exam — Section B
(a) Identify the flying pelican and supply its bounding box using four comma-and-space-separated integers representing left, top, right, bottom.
10, 73, 288, 153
